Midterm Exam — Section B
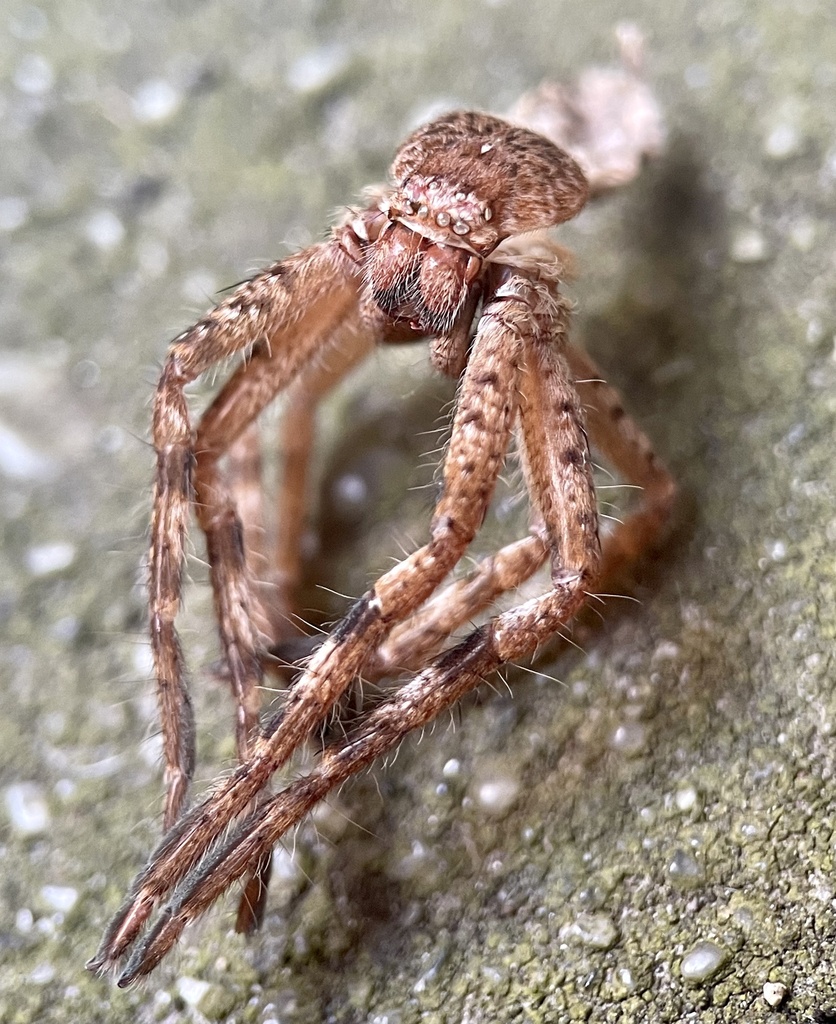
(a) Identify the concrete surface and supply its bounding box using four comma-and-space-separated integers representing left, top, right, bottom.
1, 0, 835, 1021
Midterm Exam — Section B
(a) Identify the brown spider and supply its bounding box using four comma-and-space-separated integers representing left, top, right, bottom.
89, 35, 674, 985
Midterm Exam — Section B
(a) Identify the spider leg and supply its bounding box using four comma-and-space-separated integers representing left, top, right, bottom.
146, 239, 360, 836
371, 341, 677, 677
200, 326, 376, 934
112, 274, 604, 984
200, 326, 378, 661
92, 270, 529, 974
565, 344, 676, 582
269, 325, 377, 644
221, 422, 273, 640
371, 528, 549, 676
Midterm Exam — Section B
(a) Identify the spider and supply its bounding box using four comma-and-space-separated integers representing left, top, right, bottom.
90, 36, 674, 986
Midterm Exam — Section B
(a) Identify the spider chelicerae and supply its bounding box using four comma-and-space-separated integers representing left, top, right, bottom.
90, 30, 674, 985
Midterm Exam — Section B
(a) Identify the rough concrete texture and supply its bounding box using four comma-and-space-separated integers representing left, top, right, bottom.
1, 0, 835, 1021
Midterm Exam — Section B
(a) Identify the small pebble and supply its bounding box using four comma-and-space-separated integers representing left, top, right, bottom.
287, 44, 349, 93
0, 422, 52, 480
570, 912, 619, 950
177, 976, 211, 1007
764, 124, 803, 159
667, 848, 702, 885
40, 885, 78, 913
675, 784, 699, 813
25, 541, 76, 576
4, 782, 50, 834
613, 966, 637, 992
789, 217, 816, 252
762, 981, 788, 1008
14, 53, 55, 94
0, 196, 29, 232
680, 940, 729, 983
132, 78, 182, 122
653, 640, 680, 661
29, 963, 56, 985
16, 908, 34, 933
85, 210, 125, 251
475, 774, 519, 817
730, 228, 770, 264
609, 720, 648, 757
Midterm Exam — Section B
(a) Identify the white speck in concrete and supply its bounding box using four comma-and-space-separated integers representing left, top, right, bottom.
680, 940, 729, 983
768, 540, 787, 562
25, 541, 76, 576
0, 421, 53, 480
40, 885, 78, 913
730, 228, 770, 264
609, 720, 648, 757
653, 640, 680, 661
29, 963, 56, 985
16, 908, 34, 933
568, 912, 619, 950
54, 778, 76, 800
763, 981, 788, 1007
14, 53, 54, 94
4, 782, 50, 834
789, 217, 816, 252
0, 196, 30, 232
177, 976, 211, 1007
475, 773, 520, 817
132, 78, 182, 123
85, 209, 125, 250
667, 848, 702, 884
287, 44, 349, 94
764, 123, 803, 160
675, 784, 699, 813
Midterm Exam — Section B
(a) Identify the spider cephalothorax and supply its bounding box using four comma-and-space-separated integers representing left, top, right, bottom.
90, 48, 673, 987
366, 112, 589, 340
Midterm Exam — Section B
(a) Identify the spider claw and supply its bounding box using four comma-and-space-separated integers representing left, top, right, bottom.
87, 889, 159, 978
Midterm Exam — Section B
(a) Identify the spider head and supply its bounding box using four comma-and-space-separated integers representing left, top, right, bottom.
365, 111, 588, 335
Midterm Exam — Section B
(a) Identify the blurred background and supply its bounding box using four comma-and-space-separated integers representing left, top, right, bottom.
1, 1, 835, 1021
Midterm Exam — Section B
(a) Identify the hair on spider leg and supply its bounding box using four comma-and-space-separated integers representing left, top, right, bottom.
595, 483, 644, 492
313, 583, 359, 602
511, 661, 571, 689
597, 500, 626, 515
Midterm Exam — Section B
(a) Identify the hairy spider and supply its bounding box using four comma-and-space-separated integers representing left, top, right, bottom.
90, 36, 674, 985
